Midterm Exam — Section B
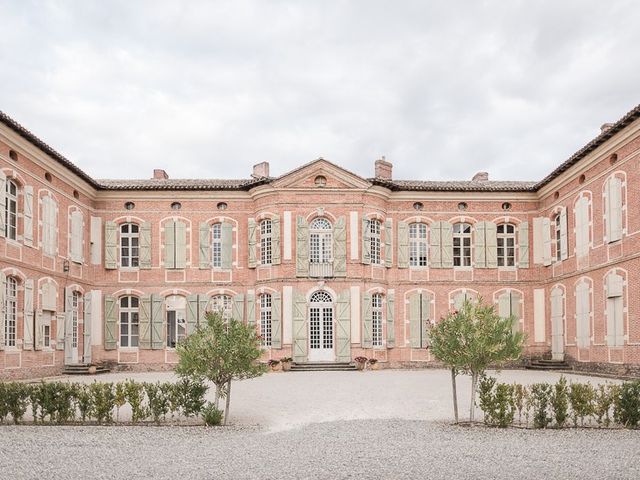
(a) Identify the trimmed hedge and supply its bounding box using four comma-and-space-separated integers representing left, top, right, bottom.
478, 376, 640, 429
0, 378, 207, 425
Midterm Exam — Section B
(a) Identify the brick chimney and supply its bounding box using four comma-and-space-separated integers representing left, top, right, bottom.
600, 123, 614, 134
252, 161, 270, 178
153, 169, 169, 180
472, 171, 489, 182
375, 157, 392, 180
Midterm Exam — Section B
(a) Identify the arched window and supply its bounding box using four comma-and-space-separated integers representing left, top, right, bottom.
4, 276, 17, 347
309, 218, 332, 264
260, 219, 273, 265
209, 295, 233, 321
5, 179, 17, 241
309, 291, 333, 354
119, 296, 139, 347
409, 223, 428, 267
371, 293, 383, 347
453, 223, 472, 267
260, 294, 272, 347
369, 219, 382, 265
166, 295, 186, 348
120, 223, 139, 268
497, 223, 516, 267
211, 223, 222, 267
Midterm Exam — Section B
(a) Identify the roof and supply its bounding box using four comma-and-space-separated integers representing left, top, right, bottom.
96, 178, 267, 191
371, 179, 538, 192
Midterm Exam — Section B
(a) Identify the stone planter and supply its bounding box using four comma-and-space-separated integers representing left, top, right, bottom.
281, 361, 291, 372
355, 362, 366, 371
270, 363, 282, 372
88, 365, 97, 375
369, 362, 379, 371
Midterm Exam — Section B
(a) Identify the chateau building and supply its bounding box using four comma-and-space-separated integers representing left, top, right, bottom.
1, 105, 640, 380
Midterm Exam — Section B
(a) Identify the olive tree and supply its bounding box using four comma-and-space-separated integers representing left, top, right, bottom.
176, 312, 266, 425
429, 299, 525, 423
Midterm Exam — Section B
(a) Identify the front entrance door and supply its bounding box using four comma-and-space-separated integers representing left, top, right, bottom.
308, 291, 334, 362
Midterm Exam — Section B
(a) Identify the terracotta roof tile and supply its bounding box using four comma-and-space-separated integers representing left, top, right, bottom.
372, 179, 537, 192
96, 178, 266, 191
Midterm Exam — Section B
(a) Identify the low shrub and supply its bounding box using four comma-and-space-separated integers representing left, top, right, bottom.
613, 380, 640, 428
73, 383, 94, 423
90, 382, 115, 424
202, 402, 224, 426
125, 380, 148, 424
569, 382, 595, 427
593, 384, 616, 428
4, 382, 30, 424
173, 378, 207, 418
477, 377, 515, 428
550, 376, 569, 427
529, 383, 552, 429
145, 382, 170, 424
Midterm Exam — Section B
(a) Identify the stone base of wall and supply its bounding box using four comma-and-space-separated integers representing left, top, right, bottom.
568, 360, 640, 379
0, 365, 65, 381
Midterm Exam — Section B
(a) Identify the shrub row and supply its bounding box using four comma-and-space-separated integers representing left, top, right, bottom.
478, 376, 640, 428
0, 378, 209, 425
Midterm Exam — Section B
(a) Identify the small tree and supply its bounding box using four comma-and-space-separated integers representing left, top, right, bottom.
430, 299, 525, 423
175, 312, 266, 425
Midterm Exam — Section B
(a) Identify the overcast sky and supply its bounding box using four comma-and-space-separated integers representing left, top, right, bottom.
1, 0, 639, 182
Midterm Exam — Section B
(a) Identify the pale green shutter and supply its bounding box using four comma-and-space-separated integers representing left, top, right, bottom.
485, 222, 497, 268
333, 216, 347, 277
271, 292, 282, 348
23, 185, 34, 246
139, 222, 152, 269
272, 216, 281, 265
609, 177, 623, 242
232, 294, 244, 322
606, 274, 625, 345
70, 211, 83, 263
0, 170, 5, 237
151, 295, 164, 349
139, 295, 152, 349
199, 222, 210, 269
296, 216, 309, 277
386, 291, 395, 348
198, 295, 208, 327
186, 295, 198, 335
575, 283, 589, 348
441, 222, 453, 268
384, 219, 393, 267
246, 292, 255, 326
104, 296, 117, 350
0, 272, 5, 349
453, 292, 466, 311
421, 293, 431, 347
104, 221, 118, 269
560, 207, 568, 260
83, 293, 92, 363
361, 219, 371, 265
23, 279, 34, 350
292, 291, 307, 363
430, 222, 442, 268
221, 222, 233, 269
174, 221, 187, 269
64, 294, 74, 365
164, 221, 176, 268
248, 218, 257, 268
60, 287, 72, 351
474, 221, 487, 268
336, 290, 351, 362
498, 292, 511, 319
35, 312, 43, 351
362, 293, 372, 348
409, 293, 421, 348
397, 221, 409, 269
518, 221, 529, 268
542, 217, 552, 266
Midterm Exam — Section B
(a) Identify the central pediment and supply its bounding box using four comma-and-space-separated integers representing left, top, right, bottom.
270, 158, 372, 190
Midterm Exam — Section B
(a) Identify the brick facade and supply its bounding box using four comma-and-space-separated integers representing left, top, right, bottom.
1, 107, 640, 379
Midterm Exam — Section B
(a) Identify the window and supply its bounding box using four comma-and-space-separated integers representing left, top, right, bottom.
453, 223, 472, 267
310, 218, 333, 264
119, 296, 139, 347
209, 295, 233, 321
409, 223, 428, 267
42, 195, 57, 256
71, 291, 81, 349
554, 214, 561, 261
166, 296, 186, 349
43, 324, 51, 348
5, 179, 17, 241
260, 294, 272, 347
369, 219, 382, 265
4, 277, 17, 347
372, 293, 383, 347
260, 219, 273, 265
211, 223, 222, 267
120, 223, 139, 268
606, 273, 624, 347
497, 224, 516, 267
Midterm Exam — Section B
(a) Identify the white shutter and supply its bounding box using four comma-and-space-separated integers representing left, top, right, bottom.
23, 185, 34, 246
542, 217, 552, 266
0, 170, 6, 237
104, 221, 118, 269
532, 217, 543, 265
248, 218, 257, 268
397, 221, 409, 269
518, 221, 529, 268
0, 272, 5, 349
485, 222, 498, 268
23, 279, 34, 350
575, 197, 589, 258
70, 210, 83, 263
83, 292, 92, 362
474, 221, 486, 268
384, 219, 392, 268
575, 282, 590, 348
429, 221, 442, 268
441, 222, 453, 268
559, 207, 568, 260
271, 216, 281, 265
609, 176, 623, 242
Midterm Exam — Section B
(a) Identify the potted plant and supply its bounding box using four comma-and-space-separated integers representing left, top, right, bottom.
268, 359, 281, 372
280, 357, 292, 372
367, 358, 379, 370
354, 356, 368, 371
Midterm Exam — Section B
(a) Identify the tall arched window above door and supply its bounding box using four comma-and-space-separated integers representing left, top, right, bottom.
4, 179, 18, 241
409, 223, 428, 267
309, 218, 333, 277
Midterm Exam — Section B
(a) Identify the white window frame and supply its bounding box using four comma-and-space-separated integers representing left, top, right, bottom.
5, 179, 18, 241
71, 291, 81, 349
260, 293, 272, 347
497, 223, 516, 267
309, 218, 333, 264
4, 276, 17, 347
210, 295, 233, 321
119, 296, 139, 348
42, 195, 57, 256
372, 293, 384, 348
453, 222, 472, 267
166, 296, 186, 349
211, 223, 222, 268
409, 223, 428, 267
369, 219, 382, 265
554, 214, 561, 262
260, 219, 273, 265
120, 223, 140, 268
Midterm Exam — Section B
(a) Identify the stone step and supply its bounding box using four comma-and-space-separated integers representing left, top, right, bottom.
290, 362, 357, 372
62, 364, 111, 375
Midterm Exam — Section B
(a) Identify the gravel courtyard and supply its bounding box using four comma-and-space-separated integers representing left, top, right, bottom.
1, 369, 639, 479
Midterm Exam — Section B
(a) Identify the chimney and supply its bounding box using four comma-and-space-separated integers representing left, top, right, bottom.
153, 169, 169, 180
472, 171, 489, 182
600, 123, 614, 134
375, 157, 393, 180
252, 161, 270, 178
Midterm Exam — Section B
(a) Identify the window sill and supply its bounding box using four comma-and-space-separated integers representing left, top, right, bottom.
119, 267, 140, 271
119, 347, 139, 352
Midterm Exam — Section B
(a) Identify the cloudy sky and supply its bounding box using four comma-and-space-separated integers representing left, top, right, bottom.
1, 0, 639, 182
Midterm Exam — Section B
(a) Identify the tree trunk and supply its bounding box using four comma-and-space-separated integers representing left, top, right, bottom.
214, 384, 220, 410
451, 368, 459, 424
223, 379, 232, 426
469, 372, 478, 423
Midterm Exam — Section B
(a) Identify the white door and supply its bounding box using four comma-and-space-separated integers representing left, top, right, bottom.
550, 288, 564, 361
308, 292, 335, 362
